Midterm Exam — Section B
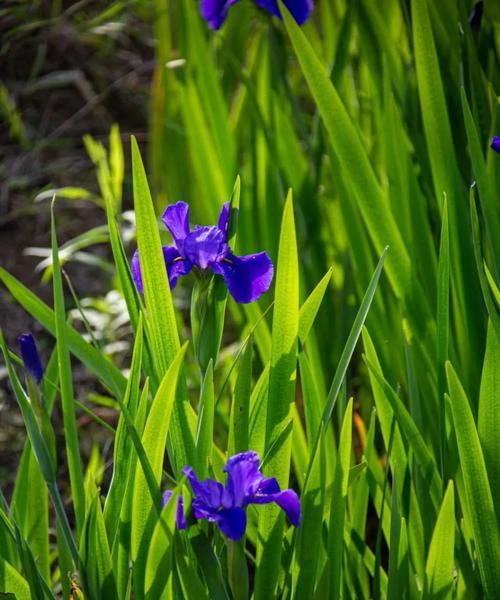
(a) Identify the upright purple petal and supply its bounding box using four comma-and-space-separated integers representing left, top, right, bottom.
218, 202, 230, 239
215, 507, 247, 540
131, 246, 192, 294
254, 0, 313, 24
490, 136, 500, 153
200, 0, 238, 29
183, 226, 229, 269
162, 491, 187, 530
224, 451, 264, 507
162, 201, 190, 249
182, 466, 225, 512
211, 252, 273, 303
18, 333, 44, 384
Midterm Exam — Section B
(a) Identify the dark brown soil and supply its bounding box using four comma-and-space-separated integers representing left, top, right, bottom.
0, 1, 156, 494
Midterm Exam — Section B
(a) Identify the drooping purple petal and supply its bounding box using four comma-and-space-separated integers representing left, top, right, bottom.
200, 0, 238, 30
271, 489, 302, 526
218, 202, 230, 239
224, 451, 264, 507
162, 201, 190, 249
215, 507, 247, 540
162, 491, 187, 530
183, 226, 229, 270
249, 477, 302, 526
490, 136, 500, 153
254, 0, 313, 24
131, 246, 192, 294
211, 252, 273, 303
163, 246, 193, 288
18, 333, 44, 384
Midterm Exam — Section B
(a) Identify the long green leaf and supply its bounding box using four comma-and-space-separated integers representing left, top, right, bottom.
80, 488, 117, 600
298, 267, 332, 345
446, 361, 500, 597
51, 201, 86, 537
195, 361, 215, 479
280, 1, 411, 302
11, 443, 49, 583
328, 398, 353, 598
424, 480, 455, 598
131, 342, 188, 598
0, 556, 31, 600
255, 191, 299, 599
461, 88, 499, 277
302, 247, 388, 496
228, 337, 252, 455
478, 321, 500, 524
131, 136, 180, 374
104, 315, 144, 542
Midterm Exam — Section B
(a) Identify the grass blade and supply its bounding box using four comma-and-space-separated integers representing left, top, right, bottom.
51, 201, 85, 537
424, 480, 455, 598
280, 2, 411, 303
446, 361, 500, 597
131, 342, 188, 597
255, 191, 299, 599
195, 361, 215, 479
477, 321, 500, 524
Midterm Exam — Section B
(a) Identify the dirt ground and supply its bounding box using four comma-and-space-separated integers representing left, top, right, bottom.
0, 2, 156, 493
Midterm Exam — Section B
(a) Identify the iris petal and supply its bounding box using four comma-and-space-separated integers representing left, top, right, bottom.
250, 478, 302, 526
183, 226, 228, 269
182, 466, 225, 511
131, 246, 192, 294
200, 0, 238, 29
224, 451, 263, 507
490, 136, 500, 153
162, 201, 190, 248
212, 252, 273, 303
217, 202, 230, 239
163, 246, 193, 287
216, 507, 247, 540
254, 0, 313, 24
162, 491, 187, 530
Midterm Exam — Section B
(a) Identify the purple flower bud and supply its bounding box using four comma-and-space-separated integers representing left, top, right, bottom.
132, 201, 273, 304
490, 136, 500, 153
18, 333, 44, 384
468, 1, 483, 33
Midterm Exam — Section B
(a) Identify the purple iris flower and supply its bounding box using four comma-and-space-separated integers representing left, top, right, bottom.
181, 451, 301, 541
162, 490, 187, 530
18, 333, 44, 384
131, 201, 273, 304
490, 136, 500, 153
200, 0, 313, 30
